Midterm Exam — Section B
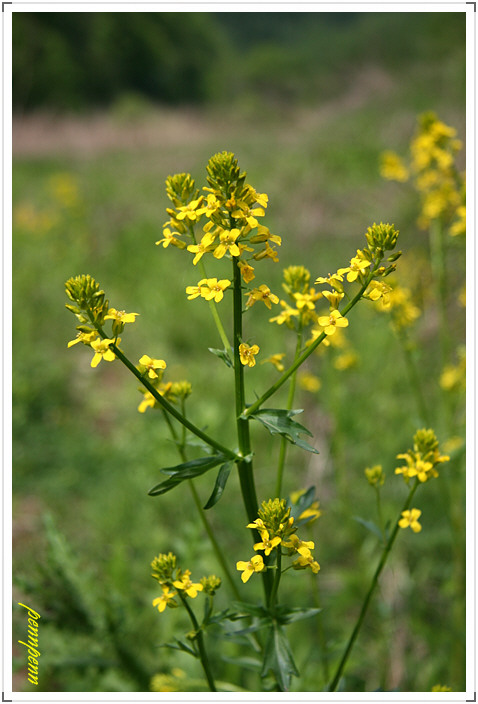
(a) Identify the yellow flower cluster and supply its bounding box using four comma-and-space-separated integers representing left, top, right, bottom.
376, 282, 420, 330
65, 275, 142, 369
150, 552, 220, 614
440, 345, 466, 393
380, 113, 465, 233
395, 429, 449, 484
156, 153, 281, 305
236, 498, 319, 583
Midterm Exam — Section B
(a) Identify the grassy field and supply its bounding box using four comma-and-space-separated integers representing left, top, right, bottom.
12, 49, 466, 693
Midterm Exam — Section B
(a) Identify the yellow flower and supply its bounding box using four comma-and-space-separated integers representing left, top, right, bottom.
449, 204, 466, 237
155, 226, 185, 249
67, 330, 98, 348
138, 391, 156, 414
298, 372, 321, 393
239, 342, 260, 367
282, 533, 315, 558
90, 338, 118, 368
398, 508, 422, 533
292, 554, 320, 573
380, 150, 409, 182
186, 232, 215, 264
213, 228, 241, 259
200, 278, 232, 302
246, 284, 279, 309
186, 278, 231, 302
321, 290, 344, 309
297, 502, 321, 523
249, 224, 281, 246
238, 260, 256, 283
104, 308, 139, 324
152, 585, 177, 613
315, 272, 344, 292
185, 280, 206, 300
317, 309, 349, 336
231, 204, 265, 228
236, 555, 265, 583
253, 530, 281, 556
338, 253, 371, 282
253, 241, 280, 263
139, 354, 167, 379
261, 353, 286, 372
334, 351, 358, 370
431, 684, 452, 692
172, 570, 204, 598
269, 301, 299, 326
175, 196, 205, 222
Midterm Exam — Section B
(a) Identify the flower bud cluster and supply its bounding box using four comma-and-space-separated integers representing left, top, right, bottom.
395, 428, 449, 484
150, 551, 220, 614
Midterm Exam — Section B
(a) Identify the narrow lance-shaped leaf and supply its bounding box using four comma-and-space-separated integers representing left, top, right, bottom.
203, 461, 233, 509
148, 454, 226, 496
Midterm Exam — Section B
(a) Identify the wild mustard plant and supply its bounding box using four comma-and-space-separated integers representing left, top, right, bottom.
65, 151, 453, 691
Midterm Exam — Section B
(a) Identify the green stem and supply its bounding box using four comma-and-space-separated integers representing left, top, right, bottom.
94, 327, 239, 461
188, 223, 231, 351
244, 261, 382, 418
179, 592, 217, 692
160, 408, 241, 601
232, 255, 259, 524
275, 322, 303, 498
231, 253, 274, 601
328, 479, 419, 692
268, 550, 282, 608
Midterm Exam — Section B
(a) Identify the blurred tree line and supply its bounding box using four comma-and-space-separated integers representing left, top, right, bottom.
13, 11, 465, 112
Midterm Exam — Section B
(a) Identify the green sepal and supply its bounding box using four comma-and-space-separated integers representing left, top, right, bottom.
203, 461, 233, 509
249, 409, 318, 454
148, 454, 226, 496
261, 622, 299, 691
208, 347, 234, 368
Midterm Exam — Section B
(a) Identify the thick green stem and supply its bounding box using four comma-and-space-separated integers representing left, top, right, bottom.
328, 480, 419, 692
275, 323, 303, 498
231, 254, 274, 600
179, 593, 217, 692
244, 261, 382, 418
267, 550, 282, 608
232, 255, 259, 523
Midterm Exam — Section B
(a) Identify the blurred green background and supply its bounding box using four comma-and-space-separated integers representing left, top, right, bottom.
12, 11, 466, 693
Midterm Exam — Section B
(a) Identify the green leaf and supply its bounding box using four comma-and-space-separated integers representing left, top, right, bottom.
249, 409, 318, 454
148, 454, 226, 496
221, 655, 262, 672
274, 605, 322, 625
160, 454, 226, 477
353, 516, 384, 541
208, 347, 234, 368
203, 461, 233, 509
261, 623, 299, 691
287, 485, 318, 526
